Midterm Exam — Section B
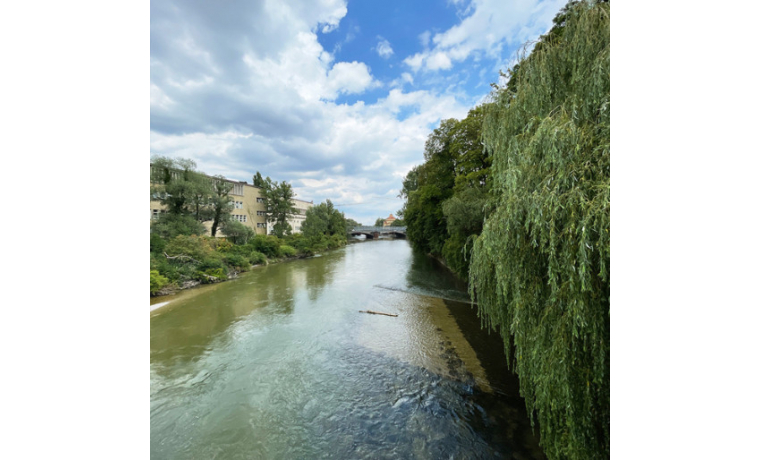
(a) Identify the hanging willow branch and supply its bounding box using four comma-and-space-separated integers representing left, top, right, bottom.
469, 2, 610, 459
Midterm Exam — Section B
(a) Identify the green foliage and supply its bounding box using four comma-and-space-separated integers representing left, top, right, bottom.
469, 2, 610, 458
150, 156, 211, 218
165, 234, 215, 261
150, 270, 169, 295
302, 199, 347, 241
374, 218, 385, 227
150, 213, 206, 240
221, 219, 255, 245
248, 250, 267, 266
249, 235, 281, 258
279, 245, 297, 257
390, 218, 406, 227
208, 176, 234, 237
400, 106, 489, 268
345, 218, 361, 230
223, 253, 250, 271
195, 268, 226, 283
255, 172, 297, 238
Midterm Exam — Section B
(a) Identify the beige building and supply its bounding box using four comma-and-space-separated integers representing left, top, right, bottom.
150, 165, 312, 236
383, 213, 397, 227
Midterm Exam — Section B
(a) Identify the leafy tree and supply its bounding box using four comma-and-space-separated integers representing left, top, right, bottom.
345, 218, 361, 231
390, 218, 406, 227
302, 199, 347, 240
469, 2, 610, 458
220, 219, 255, 245
208, 176, 234, 237
255, 173, 297, 238
150, 156, 209, 216
253, 171, 266, 188
373, 217, 385, 227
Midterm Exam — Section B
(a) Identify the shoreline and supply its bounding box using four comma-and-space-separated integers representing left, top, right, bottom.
150, 238, 402, 311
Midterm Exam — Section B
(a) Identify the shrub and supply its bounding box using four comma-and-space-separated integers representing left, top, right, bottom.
165, 234, 215, 261
214, 238, 234, 253
249, 235, 281, 258
248, 250, 267, 265
279, 245, 297, 257
195, 268, 226, 283
328, 233, 346, 249
223, 253, 250, 271
150, 270, 169, 295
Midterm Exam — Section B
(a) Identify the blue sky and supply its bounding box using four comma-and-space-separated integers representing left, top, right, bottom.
150, 0, 569, 225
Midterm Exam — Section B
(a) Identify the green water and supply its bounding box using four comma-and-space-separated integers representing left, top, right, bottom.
151, 239, 545, 459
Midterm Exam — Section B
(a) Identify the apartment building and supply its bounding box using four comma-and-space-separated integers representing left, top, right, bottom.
150, 165, 312, 236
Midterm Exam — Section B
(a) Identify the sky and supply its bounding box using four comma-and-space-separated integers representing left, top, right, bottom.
150, 0, 569, 225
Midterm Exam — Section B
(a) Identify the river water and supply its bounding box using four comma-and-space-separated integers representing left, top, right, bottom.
150, 239, 545, 459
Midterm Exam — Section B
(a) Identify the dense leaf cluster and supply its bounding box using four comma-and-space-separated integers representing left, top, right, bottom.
469, 1, 610, 458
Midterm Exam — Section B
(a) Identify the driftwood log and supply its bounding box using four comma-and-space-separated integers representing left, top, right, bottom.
359, 310, 398, 317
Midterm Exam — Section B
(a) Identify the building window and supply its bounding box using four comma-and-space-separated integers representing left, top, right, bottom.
232, 183, 244, 196
257, 211, 266, 216
256, 197, 265, 203
233, 201, 243, 209
257, 223, 266, 228
152, 209, 159, 219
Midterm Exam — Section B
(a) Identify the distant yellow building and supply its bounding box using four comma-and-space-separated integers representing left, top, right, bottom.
150, 164, 312, 236
383, 213, 397, 227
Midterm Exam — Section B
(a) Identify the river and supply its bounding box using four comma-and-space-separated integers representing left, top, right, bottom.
150, 239, 545, 459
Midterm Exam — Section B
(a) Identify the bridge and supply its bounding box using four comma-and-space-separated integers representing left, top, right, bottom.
350, 226, 406, 239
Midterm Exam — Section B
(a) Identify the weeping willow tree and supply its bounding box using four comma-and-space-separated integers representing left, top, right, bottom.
469, 1, 609, 459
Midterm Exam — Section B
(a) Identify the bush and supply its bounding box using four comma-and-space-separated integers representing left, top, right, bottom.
165, 234, 215, 261
279, 245, 297, 257
223, 253, 250, 271
248, 250, 267, 265
195, 267, 226, 283
249, 235, 281, 258
150, 213, 206, 240
327, 234, 346, 249
150, 270, 169, 295
214, 238, 234, 253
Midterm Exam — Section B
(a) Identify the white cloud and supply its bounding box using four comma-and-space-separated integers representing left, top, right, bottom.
375, 37, 394, 59
325, 61, 377, 98
403, 53, 425, 72
404, 0, 566, 73
426, 52, 453, 71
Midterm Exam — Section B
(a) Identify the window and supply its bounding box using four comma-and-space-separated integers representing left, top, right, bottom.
232, 183, 244, 196
257, 223, 266, 228
152, 209, 159, 219
256, 197, 265, 203
257, 211, 266, 216
233, 201, 243, 209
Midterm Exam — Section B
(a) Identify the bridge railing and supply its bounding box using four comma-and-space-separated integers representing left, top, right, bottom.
351, 226, 406, 232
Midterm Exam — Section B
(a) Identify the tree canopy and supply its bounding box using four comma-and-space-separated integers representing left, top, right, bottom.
399, 105, 490, 278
